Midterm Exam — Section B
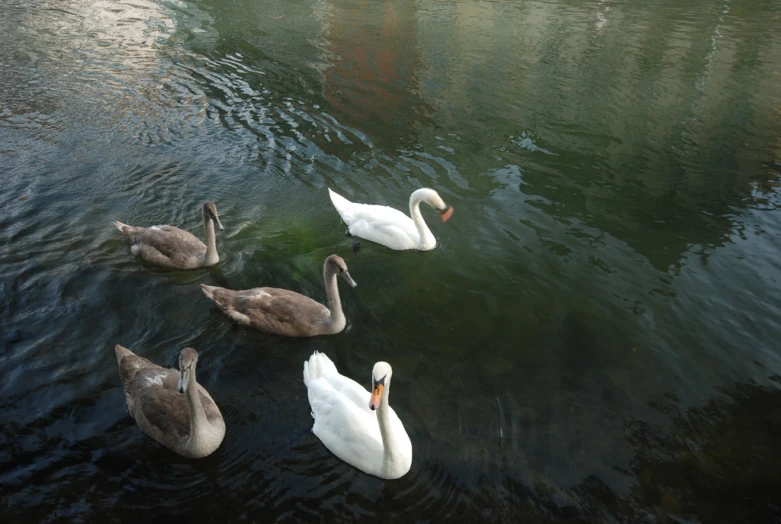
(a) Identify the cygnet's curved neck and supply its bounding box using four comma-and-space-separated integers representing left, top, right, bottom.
185, 365, 209, 453
203, 211, 219, 265
376, 380, 397, 475
409, 190, 436, 249
323, 263, 346, 333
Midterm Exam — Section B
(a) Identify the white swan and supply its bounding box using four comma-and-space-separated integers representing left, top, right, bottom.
303, 351, 412, 479
328, 187, 454, 251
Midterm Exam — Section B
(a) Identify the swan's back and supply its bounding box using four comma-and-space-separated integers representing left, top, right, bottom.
328, 188, 411, 225
202, 285, 333, 336
132, 226, 205, 255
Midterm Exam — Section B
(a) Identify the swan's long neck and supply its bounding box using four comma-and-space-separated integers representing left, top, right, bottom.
203, 212, 219, 265
185, 366, 209, 452
376, 383, 397, 475
409, 192, 436, 250
323, 265, 346, 333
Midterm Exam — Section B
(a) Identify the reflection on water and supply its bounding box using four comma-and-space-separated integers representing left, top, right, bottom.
2, 0, 781, 521
315, 0, 436, 153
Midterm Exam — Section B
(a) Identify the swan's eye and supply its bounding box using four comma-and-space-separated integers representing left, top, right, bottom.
339, 267, 344, 273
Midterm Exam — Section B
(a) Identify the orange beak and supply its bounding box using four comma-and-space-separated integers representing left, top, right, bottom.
369, 384, 384, 410
439, 206, 454, 223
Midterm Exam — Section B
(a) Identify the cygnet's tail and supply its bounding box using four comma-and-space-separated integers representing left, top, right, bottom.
114, 344, 146, 385
303, 350, 338, 385
114, 343, 134, 363
201, 284, 218, 300
112, 221, 139, 238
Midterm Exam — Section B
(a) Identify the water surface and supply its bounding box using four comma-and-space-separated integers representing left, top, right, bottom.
2, 0, 781, 522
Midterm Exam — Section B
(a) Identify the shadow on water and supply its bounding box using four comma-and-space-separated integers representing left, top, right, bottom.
3, 374, 780, 522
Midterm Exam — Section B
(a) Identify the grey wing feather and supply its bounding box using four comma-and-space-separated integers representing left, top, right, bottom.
133, 226, 206, 260
131, 368, 223, 442
212, 287, 330, 336
119, 352, 165, 391
136, 386, 191, 442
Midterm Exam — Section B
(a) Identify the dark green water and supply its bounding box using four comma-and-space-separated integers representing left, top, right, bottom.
2, 0, 781, 521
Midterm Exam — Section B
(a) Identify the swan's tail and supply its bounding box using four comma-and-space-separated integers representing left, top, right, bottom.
327, 188, 356, 223
303, 350, 338, 385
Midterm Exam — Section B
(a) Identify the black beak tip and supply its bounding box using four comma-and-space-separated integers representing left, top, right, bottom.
218, 226, 224, 232
370, 405, 376, 411
178, 387, 184, 393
